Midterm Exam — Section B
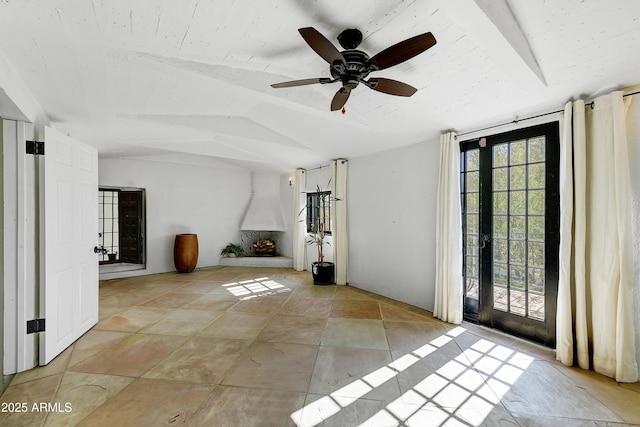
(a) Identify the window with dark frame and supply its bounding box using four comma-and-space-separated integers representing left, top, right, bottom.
98, 188, 146, 266
306, 191, 332, 234
99, 189, 120, 264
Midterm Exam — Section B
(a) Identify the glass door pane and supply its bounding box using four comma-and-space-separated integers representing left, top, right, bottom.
491, 137, 546, 321
461, 148, 480, 320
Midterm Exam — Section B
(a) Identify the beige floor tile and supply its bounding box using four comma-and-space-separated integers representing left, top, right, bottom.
383, 320, 451, 354
197, 312, 272, 340
294, 394, 389, 427
391, 337, 478, 397
202, 271, 244, 282
321, 318, 389, 350
68, 330, 130, 366
494, 360, 623, 423
257, 315, 328, 345
134, 280, 190, 292
333, 285, 376, 301
278, 297, 333, 318
330, 299, 382, 319
97, 304, 122, 321
183, 292, 239, 311
556, 366, 640, 425
94, 306, 171, 332
229, 293, 290, 314
69, 334, 188, 376
380, 302, 435, 322
3, 266, 637, 427
309, 346, 401, 401
291, 284, 337, 299
140, 308, 223, 336
143, 337, 251, 384
223, 341, 318, 392
190, 386, 306, 427
76, 378, 213, 426
139, 291, 203, 308
98, 290, 162, 310
512, 414, 601, 426
375, 398, 519, 427
10, 345, 73, 386
44, 372, 134, 427
177, 280, 224, 293
0, 374, 62, 427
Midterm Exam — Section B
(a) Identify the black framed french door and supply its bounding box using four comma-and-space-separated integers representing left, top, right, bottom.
461, 122, 560, 347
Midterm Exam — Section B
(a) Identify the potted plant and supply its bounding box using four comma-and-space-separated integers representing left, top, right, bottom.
220, 243, 244, 258
303, 185, 335, 285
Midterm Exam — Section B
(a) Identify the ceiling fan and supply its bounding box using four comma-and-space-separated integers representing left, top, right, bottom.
271, 27, 437, 111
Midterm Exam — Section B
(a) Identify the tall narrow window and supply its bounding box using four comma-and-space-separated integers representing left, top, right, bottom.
461, 148, 481, 320
306, 191, 332, 234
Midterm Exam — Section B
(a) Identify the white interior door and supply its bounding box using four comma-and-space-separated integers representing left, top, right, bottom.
39, 126, 98, 365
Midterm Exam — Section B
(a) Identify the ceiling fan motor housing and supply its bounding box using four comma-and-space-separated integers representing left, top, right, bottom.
331, 50, 371, 89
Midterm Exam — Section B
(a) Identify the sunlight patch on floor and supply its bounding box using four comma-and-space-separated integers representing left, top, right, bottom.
222, 277, 291, 300
291, 326, 534, 427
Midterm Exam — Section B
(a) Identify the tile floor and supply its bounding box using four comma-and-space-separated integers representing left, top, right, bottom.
1, 266, 638, 426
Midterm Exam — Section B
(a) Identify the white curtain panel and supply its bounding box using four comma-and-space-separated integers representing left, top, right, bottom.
331, 159, 348, 285
292, 168, 307, 271
556, 92, 638, 382
434, 131, 463, 324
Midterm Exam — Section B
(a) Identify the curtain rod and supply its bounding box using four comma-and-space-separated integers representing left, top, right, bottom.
457, 90, 640, 138
305, 163, 331, 172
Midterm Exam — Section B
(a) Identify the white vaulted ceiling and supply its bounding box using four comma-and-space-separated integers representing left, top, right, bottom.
0, 0, 639, 172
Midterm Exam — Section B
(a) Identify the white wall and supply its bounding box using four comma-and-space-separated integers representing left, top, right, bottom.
99, 157, 251, 276
278, 173, 294, 258
348, 137, 440, 311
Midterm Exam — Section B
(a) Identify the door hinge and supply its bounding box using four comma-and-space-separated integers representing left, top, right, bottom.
26, 140, 45, 155
26, 318, 46, 334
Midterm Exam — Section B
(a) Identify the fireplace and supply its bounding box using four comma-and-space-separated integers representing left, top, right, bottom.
241, 231, 280, 257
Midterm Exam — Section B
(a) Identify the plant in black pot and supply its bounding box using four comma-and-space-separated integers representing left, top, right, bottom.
304, 185, 335, 285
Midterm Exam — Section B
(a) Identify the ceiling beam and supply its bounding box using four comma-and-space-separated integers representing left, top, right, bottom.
0, 48, 48, 126
436, 0, 546, 89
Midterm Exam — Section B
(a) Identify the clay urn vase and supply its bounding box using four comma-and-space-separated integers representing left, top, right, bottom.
174, 234, 198, 273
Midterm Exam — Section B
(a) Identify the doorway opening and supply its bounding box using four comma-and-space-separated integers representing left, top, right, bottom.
98, 187, 146, 272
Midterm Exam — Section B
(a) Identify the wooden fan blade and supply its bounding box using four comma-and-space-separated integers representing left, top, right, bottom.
271, 78, 332, 88
331, 88, 350, 111
366, 32, 436, 71
365, 78, 417, 97
299, 27, 346, 66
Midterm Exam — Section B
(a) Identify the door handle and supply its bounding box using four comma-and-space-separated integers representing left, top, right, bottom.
94, 246, 107, 254
480, 234, 491, 249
